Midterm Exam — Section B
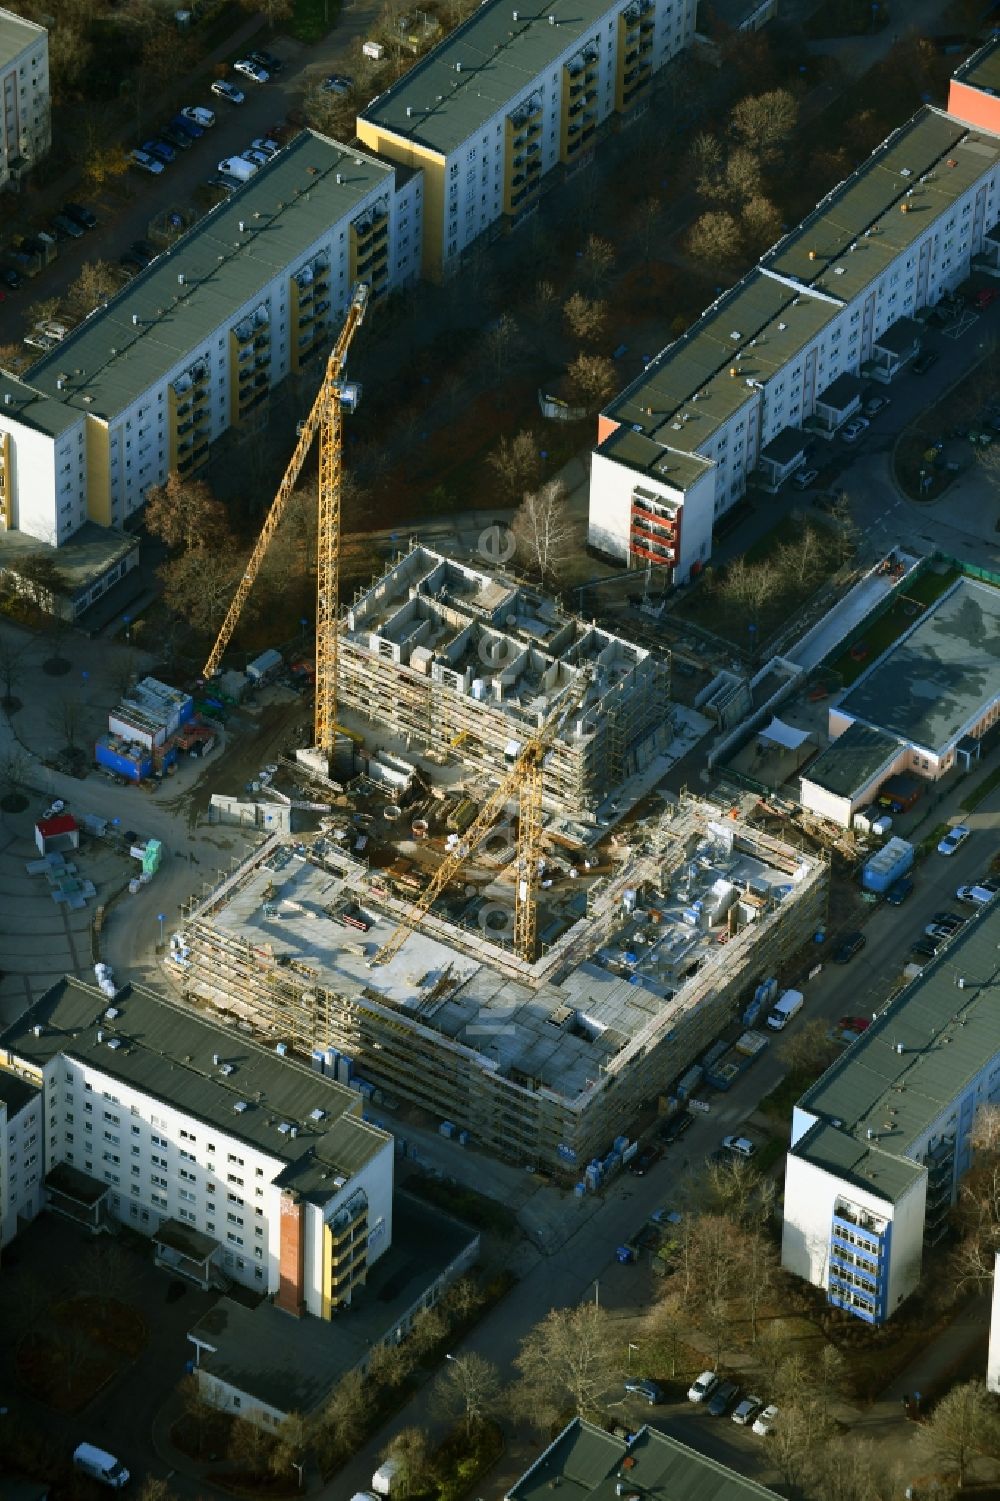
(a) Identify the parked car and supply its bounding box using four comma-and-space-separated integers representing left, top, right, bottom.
129, 148, 164, 174
912, 350, 938, 374
938, 824, 971, 856
792, 467, 819, 490
160, 122, 192, 151
864, 394, 889, 417
63, 201, 97, 230
182, 104, 216, 127
142, 137, 175, 164
658, 1109, 693, 1144
732, 1395, 763, 1426
838, 1015, 870, 1035
248, 48, 283, 72
625, 1378, 664, 1405
171, 112, 203, 139
833, 931, 866, 964
688, 1370, 719, 1403
925, 923, 956, 942
973, 287, 999, 309
241, 148, 271, 167
234, 58, 269, 83
250, 136, 280, 158
707, 1381, 740, 1417
884, 876, 914, 905
210, 79, 245, 105
956, 883, 996, 904
722, 1134, 756, 1159
842, 416, 870, 444
51, 212, 84, 240
119, 251, 146, 276
753, 1404, 779, 1436
628, 1147, 658, 1177
323, 73, 353, 94
932, 910, 966, 930
911, 937, 942, 960
1, 267, 21, 290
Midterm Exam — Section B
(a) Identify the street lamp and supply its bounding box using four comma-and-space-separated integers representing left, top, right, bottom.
627, 1342, 638, 1372
290, 1460, 304, 1489
157, 912, 166, 947
123, 613, 131, 642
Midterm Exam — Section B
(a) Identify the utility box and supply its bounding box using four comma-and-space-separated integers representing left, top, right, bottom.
363, 39, 385, 58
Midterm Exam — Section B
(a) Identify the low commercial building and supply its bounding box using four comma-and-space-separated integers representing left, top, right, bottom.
0, 130, 421, 604
0, 976, 395, 1319
358, 0, 696, 281
781, 904, 1000, 1324
339, 544, 672, 824
798, 722, 905, 829
589, 85, 1000, 580
507, 1417, 786, 1501
178, 800, 825, 1172
0, 6, 50, 193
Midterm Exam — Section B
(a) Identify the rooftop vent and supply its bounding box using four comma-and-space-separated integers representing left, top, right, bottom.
729, 330, 741, 340
336, 172, 343, 183
220, 1062, 236, 1076
212, 1053, 220, 1066
513, 6, 518, 14
233, 1099, 249, 1113
107, 1037, 123, 1050
32, 1023, 43, 1036
778, 321, 787, 330
96, 1029, 104, 1043
808, 249, 817, 260
455, 60, 462, 70
310, 1108, 326, 1121
3, 394, 11, 406
277, 1121, 292, 1134
548, 12, 556, 20
899, 166, 911, 177
178, 273, 185, 285
866, 1127, 875, 1140
105, 1007, 120, 1021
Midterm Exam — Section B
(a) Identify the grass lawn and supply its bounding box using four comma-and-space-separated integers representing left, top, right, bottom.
289, 0, 340, 44
959, 763, 1000, 814
758, 1067, 823, 1125
826, 566, 960, 685
404, 1175, 518, 1239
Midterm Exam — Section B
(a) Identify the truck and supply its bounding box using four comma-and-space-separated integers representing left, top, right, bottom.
218, 155, 258, 181
876, 773, 924, 814
372, 1458, 402, 1496
245, 647, 283, 684
765, 988, 804, 1032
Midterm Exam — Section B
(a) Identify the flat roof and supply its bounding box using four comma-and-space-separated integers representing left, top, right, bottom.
0, 370, 81, 439
0, 1068, 38, 1116
360, 0, 615, 159
507, 1419, 785, 1501
952, 36, 1000, 95
601, 270, 839, 470
0, 976, 388, 1189
802, 722, 901, 800
188, 1194, 478, 1413
794, 904, 1000, 1203
0, 5, 44, 69
837, 577, 1000, 755
762, 109, 1000, 306
20, 133, 393, 424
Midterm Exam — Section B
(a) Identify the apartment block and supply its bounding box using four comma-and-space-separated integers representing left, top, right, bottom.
358, 0, 695, 281
589, 87, 1000, 581
781, 904, 1000, 1324
0, 976, 394, 1318
0, 6, 49, 192
0, 131, 421, 579
340, 544, 672, 823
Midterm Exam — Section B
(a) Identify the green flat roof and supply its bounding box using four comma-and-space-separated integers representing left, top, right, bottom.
794, 904, 1000, 1203
597, 424, 714, 492
0, 1069, 38, 1116
953, 37, 1000, 95
602, 270, 839, 467
22, 132, 392, 425
0, 6, 43, 69
0, 976, 388, 1187
0, 521, 137, 598
507, 1419, 785, 1501
838, 577, 1000, 755
361, 0, 615, 158
803, 721, 901, 800
0, 370, 81, 439
762, 109, 1000, 305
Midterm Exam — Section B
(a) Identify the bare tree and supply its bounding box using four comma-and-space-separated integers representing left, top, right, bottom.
484, 313, 520, 381
687, 212, 742, 269
380, 1427, 433, 1499
644, 1288, 687, 1376
579, 234, 616, 294
513, 1303, 619, 1428
512, 481, 575, 584
80, 1239, 135, 1314
486, 429, 541, 503
690, 131, 724, 199
158, 547, 253, 637
144, 472, 230, 554
314, 1368, 367, 1469
433, 1351, 502, 1437
562, 292, 609, 346
725, 148, 763, 204
441, 1276, 484, 1326
731, 89, 799, 165
367, 1338, 414, 1392
0, 636, 28, 711
228, 1416, 271, 1476
48, 694, 82, 752
65, 260, 126, 321
566, 353, 617, 411
0, 343, 33, 374
779, 1015, 839, 1076
742, 195, 783, 255
408, 1305, 448, 1361
177, 1373, 217, 1456
268, 1411, 310, 1483
533, 278, 559, 326
917, 1380, 1000, 1486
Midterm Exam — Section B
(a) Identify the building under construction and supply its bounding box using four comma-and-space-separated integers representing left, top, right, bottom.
338, 546, 672, 825
175, 799, 826, 1171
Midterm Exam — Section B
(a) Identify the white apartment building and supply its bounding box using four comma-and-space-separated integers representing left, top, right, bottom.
0, 130, 421, 601
589, 92, 1000, 582
0, 5, 50, 192
358, 0, 696, 281
781, 905, 1000, 1325
0, 976, 394, 1320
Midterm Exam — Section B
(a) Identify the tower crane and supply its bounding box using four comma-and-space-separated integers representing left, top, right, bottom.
372, 671, 591, 969
202, 281, 370, 763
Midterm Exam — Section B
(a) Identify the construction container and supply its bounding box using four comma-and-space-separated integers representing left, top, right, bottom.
877, 773, 924, 814
246, 648, 283, 684
862, 836, 914, 894
96, 735, 152, 782
675, 1064, 703, 1100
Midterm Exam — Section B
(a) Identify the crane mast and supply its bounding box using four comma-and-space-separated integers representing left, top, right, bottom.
372, 672, 590, 969
201, 281, 370, 764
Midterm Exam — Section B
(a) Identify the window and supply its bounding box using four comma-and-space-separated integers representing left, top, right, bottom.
180, 1168, 197, 1183
179, 1188, 196, 1203
227, 1174, 244, 1187
227, 1232, 244, 1246
131, 1125, 141, 1136
151, 1133, 167, 1148
151, 1173, 168, 1189
180, 1149, 196, 1163
227, 1212, 243, 1226
227, 1154, 244, 1166
179, 1207, 197, 1224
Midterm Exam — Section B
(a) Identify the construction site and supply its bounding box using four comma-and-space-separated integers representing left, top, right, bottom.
172, 798, 827, 1173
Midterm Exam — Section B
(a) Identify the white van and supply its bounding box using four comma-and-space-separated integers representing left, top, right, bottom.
73, 1443, 130, 1488
765, 988, 804, 1032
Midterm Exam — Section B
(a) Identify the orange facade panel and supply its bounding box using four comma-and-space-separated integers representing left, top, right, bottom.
275, 1192, 305, 1317
947, 79, 1000, 134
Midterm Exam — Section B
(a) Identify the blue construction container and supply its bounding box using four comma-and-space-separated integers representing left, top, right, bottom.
439, 1120, 455, 1138
96, 736, 151, 781
311, 1050, 326, 1073
862, 837, 914, 894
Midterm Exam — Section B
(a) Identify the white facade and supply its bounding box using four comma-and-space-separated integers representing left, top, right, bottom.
0, 1082, 44, 1246
589, 104, 1000, 577
0, 6, 50, 192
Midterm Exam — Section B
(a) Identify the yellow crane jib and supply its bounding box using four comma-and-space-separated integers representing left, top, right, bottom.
371, 671, 591, 969
201, 281, 371, 711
